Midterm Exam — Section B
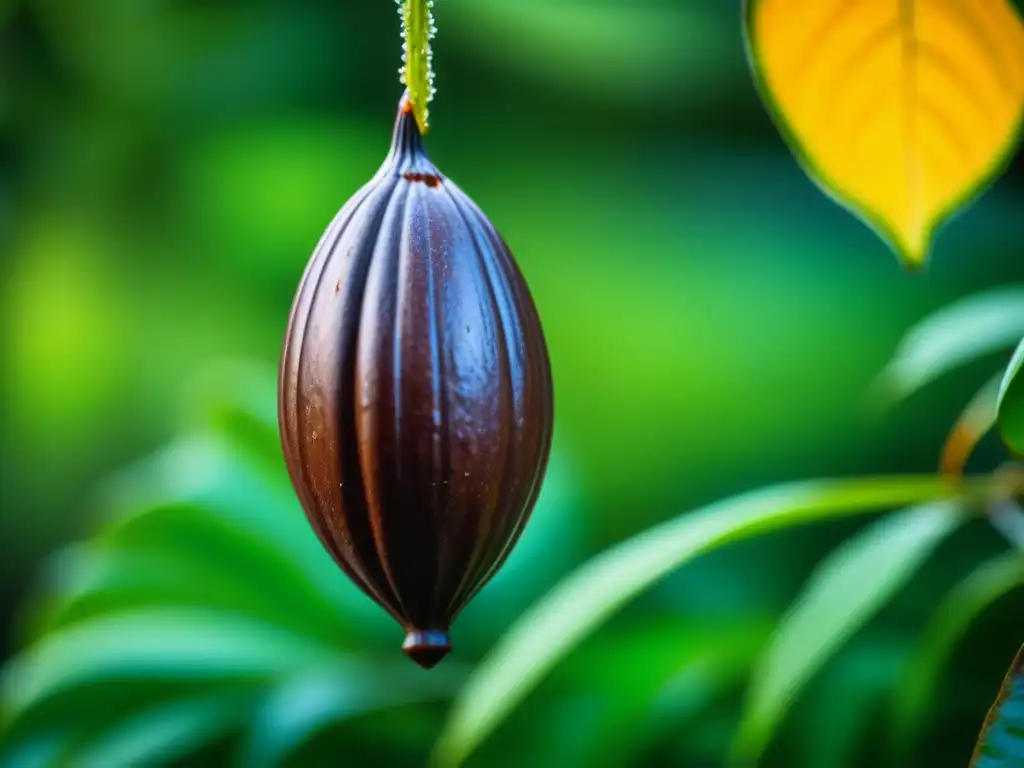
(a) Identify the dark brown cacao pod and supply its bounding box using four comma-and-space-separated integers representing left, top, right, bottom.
278, 95, 554, 668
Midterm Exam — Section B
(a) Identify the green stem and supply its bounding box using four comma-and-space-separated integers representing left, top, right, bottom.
400, 0, 434, 133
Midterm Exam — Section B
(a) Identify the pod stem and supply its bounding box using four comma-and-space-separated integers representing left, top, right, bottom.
399, 0, 435, 134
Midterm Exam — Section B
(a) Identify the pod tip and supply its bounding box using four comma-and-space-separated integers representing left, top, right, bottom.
403, 629, 452, 669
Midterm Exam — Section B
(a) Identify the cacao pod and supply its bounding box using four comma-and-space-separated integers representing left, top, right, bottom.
278, 95, 554, 668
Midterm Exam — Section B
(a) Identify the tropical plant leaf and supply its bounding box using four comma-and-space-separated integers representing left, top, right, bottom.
64, 691, 250, 768
970, 644, 1024, 768
876, 286, 1024, 404
940, 374, 1003, 476
730, 503, 965, 765
2, 363, 579, 767
441, 618, 771, 768
2, 592, 458, 766
240, 660, 461, 768
997, 337, 1024, 454
893, 552, 1024, 763
106, 436, 385, 621
0, 732, 72, 768
796, 636, 907, 768
745, 0, 1024, 266
545, 619, 773, 768
21, 438, 376, 647
432, 475, 975, 767
29, 542, 340, 643
1, 609, 333, 723
100, 437, 330, 588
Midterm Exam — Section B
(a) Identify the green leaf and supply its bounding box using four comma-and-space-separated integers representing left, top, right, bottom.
102, 500, 352, 636
432, 476, 976, 767
893, 552, 1024, 763
5, 359, 590, 767
553, 619, 773, 768
971, 644, 1024, 768
241, 661, 460, 768
1, 609, 333, 725
997, 337, 1024, 455
940, 374, 1004, 476
0, 358, 586, 766
21, 421, 393, 654
0, 732, 72, 768
98, 436, 373, 623
20, 438, 377, 646
877, 286, 1024, 403
67, 691, 250, 768
730, 503, 965, 765
796, 636, 906, 768
29, 534, 349, 645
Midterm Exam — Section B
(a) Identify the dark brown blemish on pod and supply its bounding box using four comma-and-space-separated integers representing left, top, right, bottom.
402, 171, 442, 188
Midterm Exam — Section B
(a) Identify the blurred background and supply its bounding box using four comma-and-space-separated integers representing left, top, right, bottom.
1, 0, 1022, 766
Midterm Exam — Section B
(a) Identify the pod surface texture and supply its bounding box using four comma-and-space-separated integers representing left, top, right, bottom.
278, 97, 554, 668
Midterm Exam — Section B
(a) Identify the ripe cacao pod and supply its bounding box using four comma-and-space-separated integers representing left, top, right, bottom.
278, 95, 554, 668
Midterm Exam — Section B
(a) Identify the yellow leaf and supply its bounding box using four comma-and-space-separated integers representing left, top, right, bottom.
745, 0, 1024, 268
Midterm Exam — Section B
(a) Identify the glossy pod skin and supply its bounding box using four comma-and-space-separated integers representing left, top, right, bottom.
278, 95, 554, 669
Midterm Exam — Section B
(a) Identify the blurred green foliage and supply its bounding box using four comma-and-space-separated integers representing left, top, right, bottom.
1, 0, 1023, 766
998, 338, 1024, 453
1, 342, 1021, 767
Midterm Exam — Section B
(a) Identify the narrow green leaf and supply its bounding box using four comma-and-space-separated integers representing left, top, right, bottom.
730, 503, 965, 765
1, 609, 333, 724
0, 732, 71, 768
28, 536, 350, 645
242, 661, 460, 768
552, 619, 773, 768
98, 437, 365, 619
432, 476, 980, 768
101, 437, 309, 568
100, 501, 360, 638
68, 691, 249, 768
971, 644, 1024, 768
22, 439, 390, 649
997, 337, 1024, 455
940, 374, 1004, 476
877, 286, 1024, 403
893, 552, 1024, 763
797, 636, 906, 768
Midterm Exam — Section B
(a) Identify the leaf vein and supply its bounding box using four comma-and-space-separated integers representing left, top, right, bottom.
932, 0, 1019, 96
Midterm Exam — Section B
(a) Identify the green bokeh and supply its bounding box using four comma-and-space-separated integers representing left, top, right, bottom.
1, 0, 1022, 766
